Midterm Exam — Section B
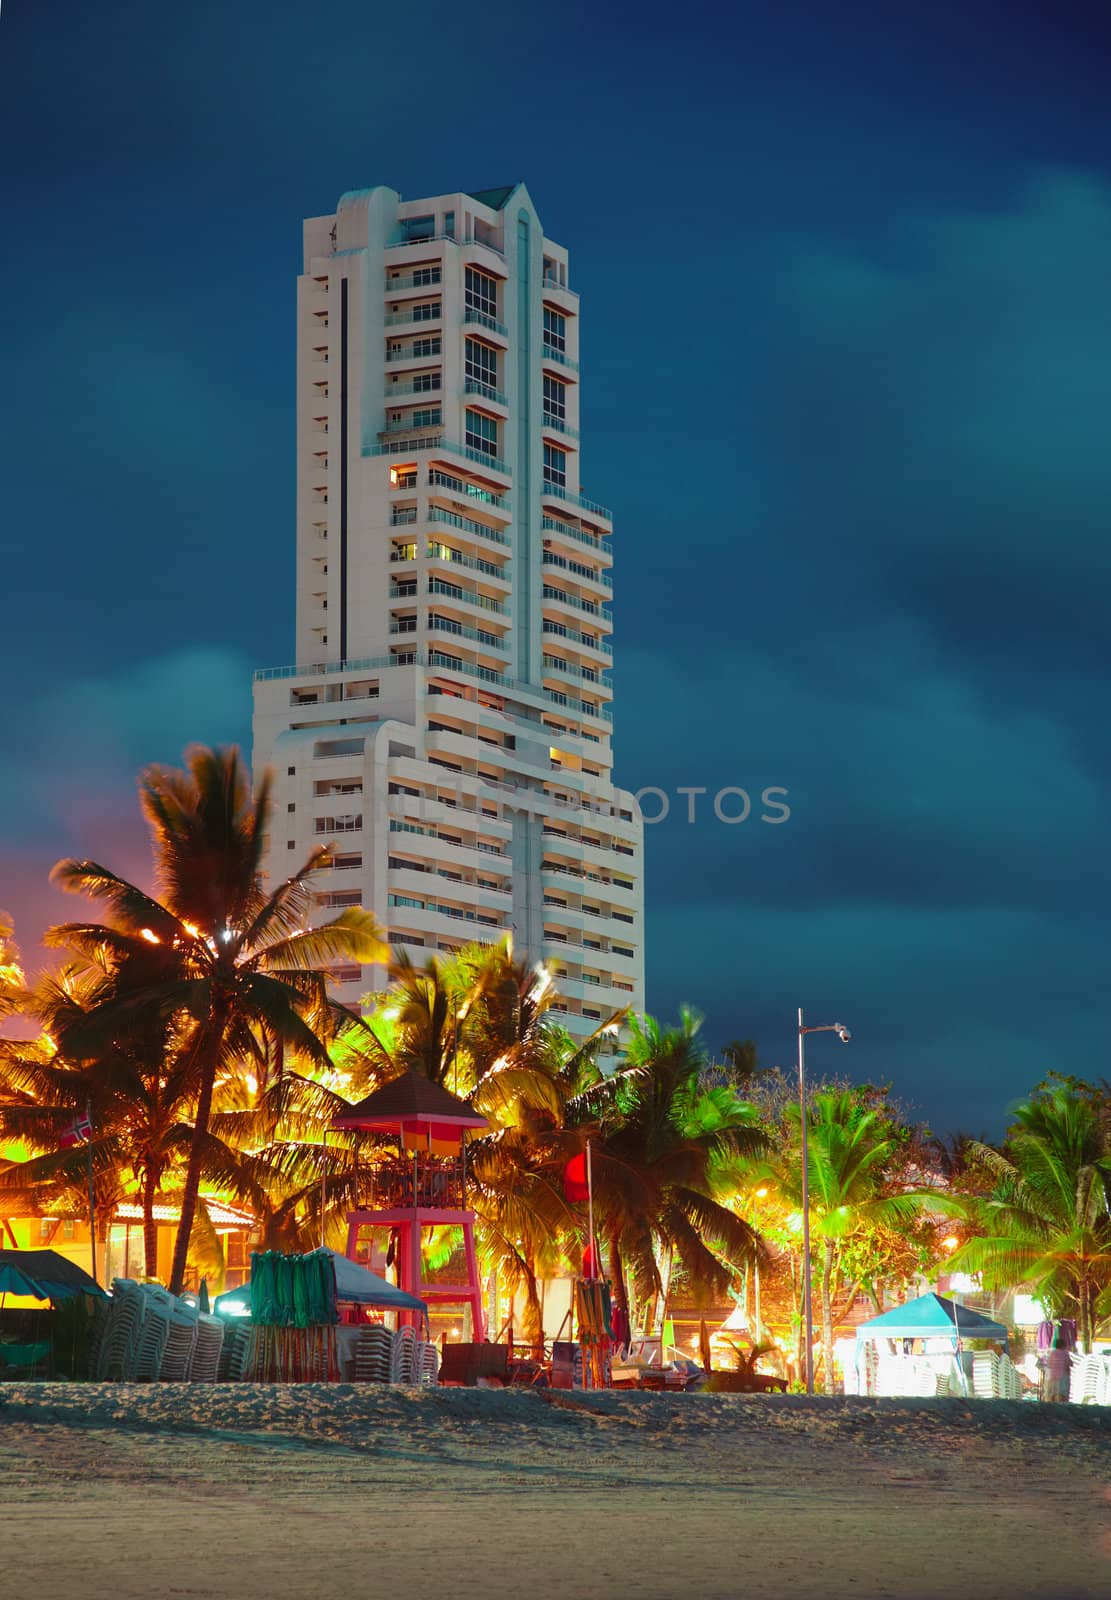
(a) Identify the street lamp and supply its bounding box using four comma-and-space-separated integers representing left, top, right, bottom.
797, 1008, 852, 1396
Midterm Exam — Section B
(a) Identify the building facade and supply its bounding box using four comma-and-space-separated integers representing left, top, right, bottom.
252, 183, 644, 1041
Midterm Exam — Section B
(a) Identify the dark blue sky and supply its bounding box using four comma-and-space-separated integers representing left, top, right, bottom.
3, 0, 1110, 1133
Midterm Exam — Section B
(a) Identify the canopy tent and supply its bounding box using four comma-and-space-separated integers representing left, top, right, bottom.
214, 1249, 426, 1319
331, 1072, 487, 1153
855, 1293, 1008, 1345
0, 1248, 106, 1303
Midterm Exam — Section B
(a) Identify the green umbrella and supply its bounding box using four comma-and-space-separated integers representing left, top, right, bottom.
0, 1262, 49, 1301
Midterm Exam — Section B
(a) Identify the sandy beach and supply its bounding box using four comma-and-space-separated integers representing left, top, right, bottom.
1, 1385, 1109, 1600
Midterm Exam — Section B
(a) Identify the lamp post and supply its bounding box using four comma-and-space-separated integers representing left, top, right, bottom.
797, 1009, 852, 1396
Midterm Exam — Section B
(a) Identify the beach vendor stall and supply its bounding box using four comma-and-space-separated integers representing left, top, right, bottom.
852, 1292, 1010, 1398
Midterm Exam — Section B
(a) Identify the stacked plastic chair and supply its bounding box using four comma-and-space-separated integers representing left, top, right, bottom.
158, 1301, 199, 1381
354, 1325, 392, 1383
221, 1325, 254, 1381
96, 1280, 147, 1380
189, 1313, 226, 1382
132, 1287, 175, 1380
1068, 1353, 1102, 1404
389, 1324, 418, 1384
418, 1341, 439, 1386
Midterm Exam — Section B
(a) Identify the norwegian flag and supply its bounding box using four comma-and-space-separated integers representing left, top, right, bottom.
57, 1111, 93, 1149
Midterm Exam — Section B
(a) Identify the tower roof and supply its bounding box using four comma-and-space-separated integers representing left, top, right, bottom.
331, 1071, 488, 1137
467, 184, 521, 211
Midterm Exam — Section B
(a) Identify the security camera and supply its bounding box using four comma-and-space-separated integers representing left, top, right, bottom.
835, 1024, 852, 1044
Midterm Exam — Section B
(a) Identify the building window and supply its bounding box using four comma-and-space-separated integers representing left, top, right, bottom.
543, 443, 567, 488
412, 301, 440, 323
287, 802, 296, 812
287, 766, 296, 776
543, 374, 566, 422
401, 215, 435, 242
411, 266, 441, 287
543, 307, 566, 353
444, 211, 455, 238
466, 409, 499, 459
410, 337, 441, 358
407, 371, 440, 393
465, 267, 497, 320
288, 840, 296, 850
390, 468, 418, 488
465, 338, 498, 389
409, 407, 442, 429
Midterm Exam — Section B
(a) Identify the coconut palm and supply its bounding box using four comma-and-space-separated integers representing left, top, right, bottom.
575, 1009, 767, 1327
748, 1088, 924, 1391
951, 1081, 1111, 1351
44, 745, 388, 1291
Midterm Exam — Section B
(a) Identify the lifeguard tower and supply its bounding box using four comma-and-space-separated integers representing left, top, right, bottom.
332, 1073, 488, 1338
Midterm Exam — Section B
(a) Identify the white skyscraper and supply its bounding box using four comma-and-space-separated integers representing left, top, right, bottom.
252, 183, 644, 1041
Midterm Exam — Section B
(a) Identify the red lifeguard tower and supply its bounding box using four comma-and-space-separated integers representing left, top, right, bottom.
332, 1073, 488, 1339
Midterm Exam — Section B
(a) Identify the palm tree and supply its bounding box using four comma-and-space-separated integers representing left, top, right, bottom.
749, 1088, 924, 1391
576, 1009, 767, 1329
45, 745, 387, 1291
952, 1081, 1111, 1351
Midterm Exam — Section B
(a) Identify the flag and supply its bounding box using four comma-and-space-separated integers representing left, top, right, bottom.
582, 1240, 599, 1279
563, 1152, 590, 1202
57, 1111, 93, 1149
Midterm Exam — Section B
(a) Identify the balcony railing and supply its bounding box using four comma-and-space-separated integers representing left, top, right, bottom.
541, 515, 611, 554
542, 583, 611, 620
385, 307, 442, 327
366, 438, 512, 484
429, 577, 509, 615
541, 341, 579, 373
431, 614, 508, 651
464, 306, 509, 338
384, 377, 442, 398
391, 507, 418, 526
385, 269, 443, 292
361, 1152, 466, 1212
427, 542, 509, 581
386, 341, 443, 363
465, 377, 509, 406
380, 413, 442, 434
543, 620, 612, 653
541, 411, 580, 441
543, 654, 612, 687
542, 551, 613, 590
428, 504, 509, 546
427, 467, 509, 512
541, 482, 611, 521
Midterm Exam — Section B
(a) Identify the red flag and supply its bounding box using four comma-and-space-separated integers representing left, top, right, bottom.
563, 1152, 589, 1202
57, 1112, 93, 1149
582, 1240, 599, 1278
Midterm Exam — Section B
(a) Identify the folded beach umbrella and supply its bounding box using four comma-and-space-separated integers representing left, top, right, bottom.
0, 1261, 48, 1300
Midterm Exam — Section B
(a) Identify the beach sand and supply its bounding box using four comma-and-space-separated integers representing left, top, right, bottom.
2, 1384, 1109, 1600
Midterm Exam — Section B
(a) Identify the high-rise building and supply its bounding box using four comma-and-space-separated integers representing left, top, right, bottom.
252, 183, 644, 1042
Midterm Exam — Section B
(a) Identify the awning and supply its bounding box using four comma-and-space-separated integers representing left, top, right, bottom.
855, 1292, 1008, 1343
0, 1248, 107, 1302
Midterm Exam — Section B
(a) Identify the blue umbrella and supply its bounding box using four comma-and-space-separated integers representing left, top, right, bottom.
0, 1262, 49, 1301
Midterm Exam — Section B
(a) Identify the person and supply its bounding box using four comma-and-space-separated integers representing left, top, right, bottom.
1042, 1330, 1071, 1402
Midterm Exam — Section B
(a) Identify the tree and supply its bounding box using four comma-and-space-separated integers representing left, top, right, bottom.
575, 1008, 767, 1328
45, 745, 387, 1291
952, 1079, 1111, 1351
748, 1087, 926, 1391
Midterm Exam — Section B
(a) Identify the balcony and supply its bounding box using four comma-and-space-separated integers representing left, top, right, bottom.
543, 654, 612, 688
543, 620, 612, 654
385, 268, 443, 293
384, 377, 442, 398
431, 614, 509, 652
541, 515, 611, 555
465, 377, 509, 407
541, 482, 612, 522
359, 1151, 466, 1212
380, 413, 443, 436
542, 551, 613, 591
427, 542, 511, 583
366, 439, 512, 484
427, 467, 509, 514
385, 306, 442, 328
391, 507, 418, 526
428, 504, 509, 547
429, 577, 509, 615
542, 583, 612, 621
464, 307, 509, 339
541, 411, 580, 442
541, 341, 579, 374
